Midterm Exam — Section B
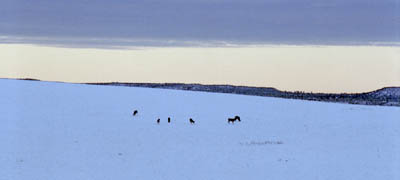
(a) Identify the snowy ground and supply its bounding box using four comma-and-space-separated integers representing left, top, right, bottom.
1, 79, 399, 180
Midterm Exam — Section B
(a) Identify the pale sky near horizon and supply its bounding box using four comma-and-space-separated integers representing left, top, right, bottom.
1, 44, 399, 93
1, 0, 399, 93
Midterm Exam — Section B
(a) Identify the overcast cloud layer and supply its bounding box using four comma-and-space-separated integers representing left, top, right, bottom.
0, 0, 399, 47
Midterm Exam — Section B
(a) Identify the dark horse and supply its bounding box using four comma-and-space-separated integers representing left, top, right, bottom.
157, 118, 160, 124
133, 110, 138, 116
189, 118, 195, 124
228, 116, 241, 123
168, 117, 171, 123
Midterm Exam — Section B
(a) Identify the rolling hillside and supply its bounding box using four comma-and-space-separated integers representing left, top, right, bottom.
1, 79, 399, 180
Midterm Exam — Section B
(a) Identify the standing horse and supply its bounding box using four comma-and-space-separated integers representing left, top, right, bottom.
228, 116, 241, 123
168, 117, 171, 123
189, 118, 195, 124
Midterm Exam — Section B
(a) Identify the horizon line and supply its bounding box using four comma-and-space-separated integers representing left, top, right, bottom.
2, 77, 399, 95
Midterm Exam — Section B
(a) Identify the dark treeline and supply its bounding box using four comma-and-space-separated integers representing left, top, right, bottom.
87, 82, 400, 107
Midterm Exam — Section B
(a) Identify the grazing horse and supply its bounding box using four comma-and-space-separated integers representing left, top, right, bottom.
228, 116, 241, 123
133, 110, 138, 116
157, 118, 160, 124
189, 118, 195, 124
168, 117, 171, 123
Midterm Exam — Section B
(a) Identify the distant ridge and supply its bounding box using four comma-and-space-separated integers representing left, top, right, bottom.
367, 87, 400, 98
86, 82, 400, 107
17, 78, 41, 81
5, 78, 399, 107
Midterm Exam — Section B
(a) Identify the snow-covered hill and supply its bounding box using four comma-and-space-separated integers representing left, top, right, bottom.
1, 79, 399, 180
369, 87, 400, 98
87, 82, 400, 106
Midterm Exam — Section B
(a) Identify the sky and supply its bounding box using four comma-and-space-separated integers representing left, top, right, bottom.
0, 0, 399, 93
